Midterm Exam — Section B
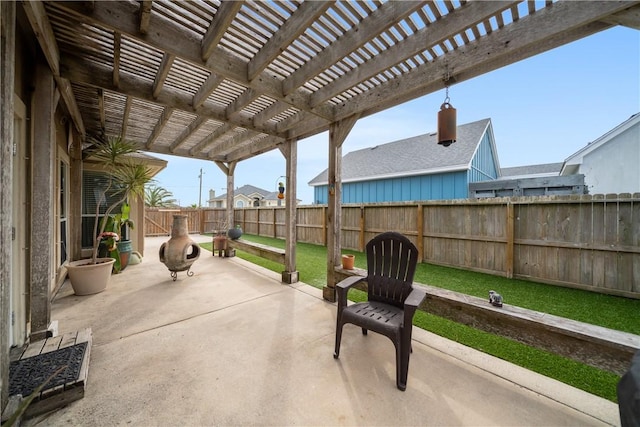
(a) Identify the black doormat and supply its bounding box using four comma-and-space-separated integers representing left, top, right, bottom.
9, 342, 87, 397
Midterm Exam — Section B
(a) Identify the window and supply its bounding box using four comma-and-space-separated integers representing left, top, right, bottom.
236, 200, 244, 208
81, 170, 125, 248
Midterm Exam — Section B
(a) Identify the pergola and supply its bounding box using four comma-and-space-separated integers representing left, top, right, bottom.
22, 0, 640, 297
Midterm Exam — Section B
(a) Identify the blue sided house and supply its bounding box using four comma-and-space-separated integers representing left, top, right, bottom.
308, 118, 500, 204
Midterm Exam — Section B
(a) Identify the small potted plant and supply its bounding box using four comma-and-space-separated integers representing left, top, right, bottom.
66, 136, 153, 295
227, 224, 243, 240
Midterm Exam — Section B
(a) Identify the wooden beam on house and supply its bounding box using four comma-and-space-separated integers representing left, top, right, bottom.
247, 1, 333, 82
22, 0, 85, 136
600, 4, 640, 29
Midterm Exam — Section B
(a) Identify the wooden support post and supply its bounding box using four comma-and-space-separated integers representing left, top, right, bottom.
323, 115, 359, 302
506, 202, 515, 278
0, 0, 16, 410
215, 160, 236, 231
30, 57, 56, 341
281, 139, 299, 284
69, 128, 83, 261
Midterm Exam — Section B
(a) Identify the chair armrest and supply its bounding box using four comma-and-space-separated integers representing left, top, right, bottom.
404, 287, 426, 309
403, 287, 426, 332
336, 275, 366, 291
336, 275, 367, 306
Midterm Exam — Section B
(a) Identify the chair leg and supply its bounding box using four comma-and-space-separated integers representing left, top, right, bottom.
397, 337, 411, 391
334, 321, 344, 359
395, 341, 406, 391
361, 328, 368, 335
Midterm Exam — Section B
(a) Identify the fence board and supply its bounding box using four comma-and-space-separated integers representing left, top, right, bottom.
145, 195, 640, 298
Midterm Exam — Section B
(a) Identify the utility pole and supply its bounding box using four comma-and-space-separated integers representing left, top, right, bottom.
198, 168, 204, 208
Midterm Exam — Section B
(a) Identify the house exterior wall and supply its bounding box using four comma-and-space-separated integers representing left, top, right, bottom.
468, 131, 498, 183
312, 126, 499, 204
579, 125, 640, 194
313, 170, 469, 204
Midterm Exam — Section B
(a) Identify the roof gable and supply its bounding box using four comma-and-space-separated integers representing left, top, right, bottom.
309, 118, 491, 185
563, 113, 640, 168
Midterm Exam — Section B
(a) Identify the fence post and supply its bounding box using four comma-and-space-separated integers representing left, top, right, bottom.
273, 208, 277, 238
359, 205, 366, 251
506, 202, 514, 278
322, 206, 327, 247
417, 203, 424, 261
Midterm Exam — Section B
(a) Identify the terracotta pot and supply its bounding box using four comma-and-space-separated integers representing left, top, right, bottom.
342, 254, 355, 270
66, 258, 116, 295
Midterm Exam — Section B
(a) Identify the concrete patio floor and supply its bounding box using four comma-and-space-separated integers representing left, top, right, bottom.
30, 235, 619, 426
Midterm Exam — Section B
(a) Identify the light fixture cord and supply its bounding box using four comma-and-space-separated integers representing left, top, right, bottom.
443, 65, 451, 105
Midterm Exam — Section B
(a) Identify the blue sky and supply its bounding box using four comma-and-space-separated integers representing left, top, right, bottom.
151, 26, 639, 206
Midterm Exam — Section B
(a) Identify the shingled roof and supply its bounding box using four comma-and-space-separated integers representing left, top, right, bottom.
500, 163, 564, 179
213, 184, 278, 200
309, 118, 493, 186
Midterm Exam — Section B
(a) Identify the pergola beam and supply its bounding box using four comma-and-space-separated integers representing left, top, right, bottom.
189, 123, 235, 156
139, 0, 152, 34
54, 1, 334, 122
248, 1, 333, 82
201, 1, 243, 61
169, 116, 208, 153
308, 0, 518, 107
193, 73, 224, 110
332, 0, 626, 122
121, 95, 132, 139
60, 55, 283, 140
282, 1, 425, 96
152, 53, 175, 99
145, 106, 173, 150
22, 0, 85, 136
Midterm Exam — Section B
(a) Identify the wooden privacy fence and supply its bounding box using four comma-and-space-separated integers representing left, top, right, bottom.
145, 193, 640, 298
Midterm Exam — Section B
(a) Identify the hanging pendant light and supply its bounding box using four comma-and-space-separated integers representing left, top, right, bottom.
437, 67, 456, 147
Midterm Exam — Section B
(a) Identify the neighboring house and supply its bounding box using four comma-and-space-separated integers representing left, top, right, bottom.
469, 162, 586, 198
500, 163, 564, 179
208, 184, 291, 208
561, 113, 640, 195
308, 118, 499, 204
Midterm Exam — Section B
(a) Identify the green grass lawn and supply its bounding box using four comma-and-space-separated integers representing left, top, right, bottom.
201, 234, 640, 402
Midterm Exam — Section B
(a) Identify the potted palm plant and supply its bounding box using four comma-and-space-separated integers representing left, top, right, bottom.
66, 136, 153, 295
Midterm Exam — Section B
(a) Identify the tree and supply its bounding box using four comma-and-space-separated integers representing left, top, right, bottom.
145, 184, 177, 208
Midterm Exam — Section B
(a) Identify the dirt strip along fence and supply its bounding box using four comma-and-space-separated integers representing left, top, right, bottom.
146, 193, 640, 298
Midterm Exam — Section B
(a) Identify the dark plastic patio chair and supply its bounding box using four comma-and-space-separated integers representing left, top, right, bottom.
333, 231, 426, 391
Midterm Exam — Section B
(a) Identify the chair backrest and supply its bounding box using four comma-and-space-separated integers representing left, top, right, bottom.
366, 232, 419, 309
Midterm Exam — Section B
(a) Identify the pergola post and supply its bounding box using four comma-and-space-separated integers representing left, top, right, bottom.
215, 160, 237, 231
281, 139, 299, 284
30, 56, 56, 341
323, 115, 359, 302
0, 0, 16, 410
